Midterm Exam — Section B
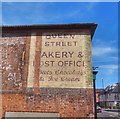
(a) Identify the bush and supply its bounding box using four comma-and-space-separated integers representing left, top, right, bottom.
113, 106, 120, 109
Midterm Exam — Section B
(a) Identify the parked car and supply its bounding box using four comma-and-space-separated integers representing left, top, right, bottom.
96, 106, 102, 113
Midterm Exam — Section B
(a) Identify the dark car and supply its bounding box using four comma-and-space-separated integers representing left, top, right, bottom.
96, 106, 102, 113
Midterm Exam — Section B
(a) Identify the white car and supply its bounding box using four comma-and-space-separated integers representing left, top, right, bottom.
96, 106, 102, 113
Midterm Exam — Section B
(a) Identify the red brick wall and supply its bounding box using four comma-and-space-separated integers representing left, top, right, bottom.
96, 92, 100, 103
2, 89, 94, 118
1, 29, 94, 118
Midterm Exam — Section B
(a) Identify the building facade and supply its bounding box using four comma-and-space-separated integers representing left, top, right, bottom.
98, 83, 120, 108
96, 89, 104, 106
1, 23, 97, 118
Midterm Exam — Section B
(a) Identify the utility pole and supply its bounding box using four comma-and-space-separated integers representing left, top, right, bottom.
102, 78, 104, 89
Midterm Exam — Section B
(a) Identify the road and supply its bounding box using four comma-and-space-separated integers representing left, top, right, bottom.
97, 109, 120, 118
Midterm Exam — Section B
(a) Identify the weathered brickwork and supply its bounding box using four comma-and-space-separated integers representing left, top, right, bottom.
1, 33, 26, 92
1, 24, 97, 118
2, 89, 94, 118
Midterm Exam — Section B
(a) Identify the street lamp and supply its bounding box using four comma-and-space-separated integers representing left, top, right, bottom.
92, 67, 98, 119
102, 78, 104, 89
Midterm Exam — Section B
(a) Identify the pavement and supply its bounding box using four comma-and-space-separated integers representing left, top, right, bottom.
104, 109, 120, 112
97, 109, 120, 119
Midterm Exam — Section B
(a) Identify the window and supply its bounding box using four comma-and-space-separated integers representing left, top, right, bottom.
114, 94, 119, 100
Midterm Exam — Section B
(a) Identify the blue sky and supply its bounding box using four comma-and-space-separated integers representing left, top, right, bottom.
2, 2, 118, 88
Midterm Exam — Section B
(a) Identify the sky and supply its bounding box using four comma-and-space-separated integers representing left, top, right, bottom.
1, 2, 118, 88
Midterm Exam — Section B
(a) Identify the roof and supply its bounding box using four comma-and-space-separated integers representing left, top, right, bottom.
1, 23, 97, 38
112, 83, 120, 93
96, 89, 104, 93
105, 83, 120, 94
96, 89, 105, 95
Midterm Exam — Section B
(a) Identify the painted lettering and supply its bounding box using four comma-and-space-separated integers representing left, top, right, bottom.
44, 41, 77, 47
45, 33, 75, 39
41, 51, 74, 58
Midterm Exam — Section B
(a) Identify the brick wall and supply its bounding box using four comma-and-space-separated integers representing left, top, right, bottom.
2, 89, 94, 118
1, 28, 94, 118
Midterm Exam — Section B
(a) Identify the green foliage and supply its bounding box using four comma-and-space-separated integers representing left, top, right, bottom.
113, 106, 120, 109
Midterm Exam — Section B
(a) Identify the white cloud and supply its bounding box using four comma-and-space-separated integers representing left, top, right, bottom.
2, 2, 98, 25
92, 46, 116, 57
87, 2, 97, 11
99, 64, 118, 74
100, 64, 118, 69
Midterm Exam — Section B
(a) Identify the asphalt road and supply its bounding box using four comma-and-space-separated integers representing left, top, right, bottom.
97, 109, 120, 119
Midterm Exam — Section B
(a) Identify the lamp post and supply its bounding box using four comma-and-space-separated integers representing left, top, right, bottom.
93, 67, 98, 119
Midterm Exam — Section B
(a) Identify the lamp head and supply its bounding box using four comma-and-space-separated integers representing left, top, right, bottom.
93, 71, 98, 80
